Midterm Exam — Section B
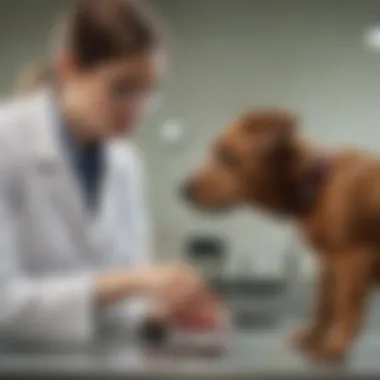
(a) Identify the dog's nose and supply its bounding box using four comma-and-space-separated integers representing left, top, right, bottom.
180, 181, 195, 201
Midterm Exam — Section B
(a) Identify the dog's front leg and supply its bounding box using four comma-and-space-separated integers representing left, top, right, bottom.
292, 255, 334, 351
312, 249, 373, 362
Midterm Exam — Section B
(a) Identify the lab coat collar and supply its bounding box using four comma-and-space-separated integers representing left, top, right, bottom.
28, 87, 104, 260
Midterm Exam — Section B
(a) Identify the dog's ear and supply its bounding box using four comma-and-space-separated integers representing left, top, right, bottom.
242, 109, 298, 167
260, 112, 299, 210
262, 112, 298, 167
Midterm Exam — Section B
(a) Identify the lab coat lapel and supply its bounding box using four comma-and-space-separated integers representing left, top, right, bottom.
30, 89, 94, 262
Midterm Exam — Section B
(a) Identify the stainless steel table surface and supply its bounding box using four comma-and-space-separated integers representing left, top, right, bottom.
0, 325, 380, 379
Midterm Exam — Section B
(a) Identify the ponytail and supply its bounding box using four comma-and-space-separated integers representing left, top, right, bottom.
14, 63, 53, 95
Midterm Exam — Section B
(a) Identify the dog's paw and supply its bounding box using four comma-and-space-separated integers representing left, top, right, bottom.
310, 337, 347, 363
291, 326, 324, 351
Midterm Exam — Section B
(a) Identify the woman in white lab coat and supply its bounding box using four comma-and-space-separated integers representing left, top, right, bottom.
0, 0, 220, 345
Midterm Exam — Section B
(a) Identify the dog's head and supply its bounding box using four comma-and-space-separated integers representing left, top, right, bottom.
182, 109, 301, 214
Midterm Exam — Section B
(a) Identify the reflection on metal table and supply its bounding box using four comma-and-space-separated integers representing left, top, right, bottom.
1, 327, 380, 379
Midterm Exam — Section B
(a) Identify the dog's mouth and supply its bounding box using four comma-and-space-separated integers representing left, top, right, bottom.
188, 201, 235, 214
180, 182, 235, 214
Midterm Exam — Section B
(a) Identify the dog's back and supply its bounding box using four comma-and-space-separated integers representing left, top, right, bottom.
299, 148, 380, 261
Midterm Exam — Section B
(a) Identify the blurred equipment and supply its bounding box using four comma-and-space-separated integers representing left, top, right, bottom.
185, 235, 226, 278
140, 317, 169, 347
184, 235, 289, 330
212, 277, 286, 330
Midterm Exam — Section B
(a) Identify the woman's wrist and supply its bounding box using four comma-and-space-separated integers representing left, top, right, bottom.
95, 270, 151, 308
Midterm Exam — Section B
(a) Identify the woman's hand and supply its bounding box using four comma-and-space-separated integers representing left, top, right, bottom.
138, 264, 207, 316
96, 264, 228, 330
173, 292, 230, 331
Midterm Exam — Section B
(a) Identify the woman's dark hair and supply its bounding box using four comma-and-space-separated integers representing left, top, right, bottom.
63, 0, 164, 69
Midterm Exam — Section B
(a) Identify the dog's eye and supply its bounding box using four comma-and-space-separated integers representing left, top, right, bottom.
217, 147, 239, 169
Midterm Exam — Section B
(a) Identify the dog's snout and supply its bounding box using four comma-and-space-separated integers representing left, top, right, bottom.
180, 181, 196, 201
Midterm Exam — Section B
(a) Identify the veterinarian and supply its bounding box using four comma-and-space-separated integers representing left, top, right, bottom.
0, 0, 221, 345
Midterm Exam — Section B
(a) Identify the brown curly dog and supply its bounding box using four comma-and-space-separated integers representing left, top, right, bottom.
183, 109, 380, 362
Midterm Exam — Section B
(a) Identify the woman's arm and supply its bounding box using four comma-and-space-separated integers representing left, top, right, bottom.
0, 135, 207, 344
98, 143, 156, 330
0, 129, 146, 344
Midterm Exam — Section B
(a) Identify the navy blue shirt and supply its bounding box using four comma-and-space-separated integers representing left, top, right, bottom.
59, 120, 105, 211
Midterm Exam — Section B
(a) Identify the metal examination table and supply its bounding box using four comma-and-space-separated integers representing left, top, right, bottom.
1, 327, 380, 380
1, 279, 380, 379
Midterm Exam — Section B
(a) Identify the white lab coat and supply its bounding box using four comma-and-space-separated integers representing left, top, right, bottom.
0, 89, 152, 345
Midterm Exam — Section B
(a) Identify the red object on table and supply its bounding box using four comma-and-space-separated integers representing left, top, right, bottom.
173, 293, 228, 331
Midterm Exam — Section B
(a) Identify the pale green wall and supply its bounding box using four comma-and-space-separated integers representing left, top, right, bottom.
1, 0, 380, 278
0, 0, 71, 93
